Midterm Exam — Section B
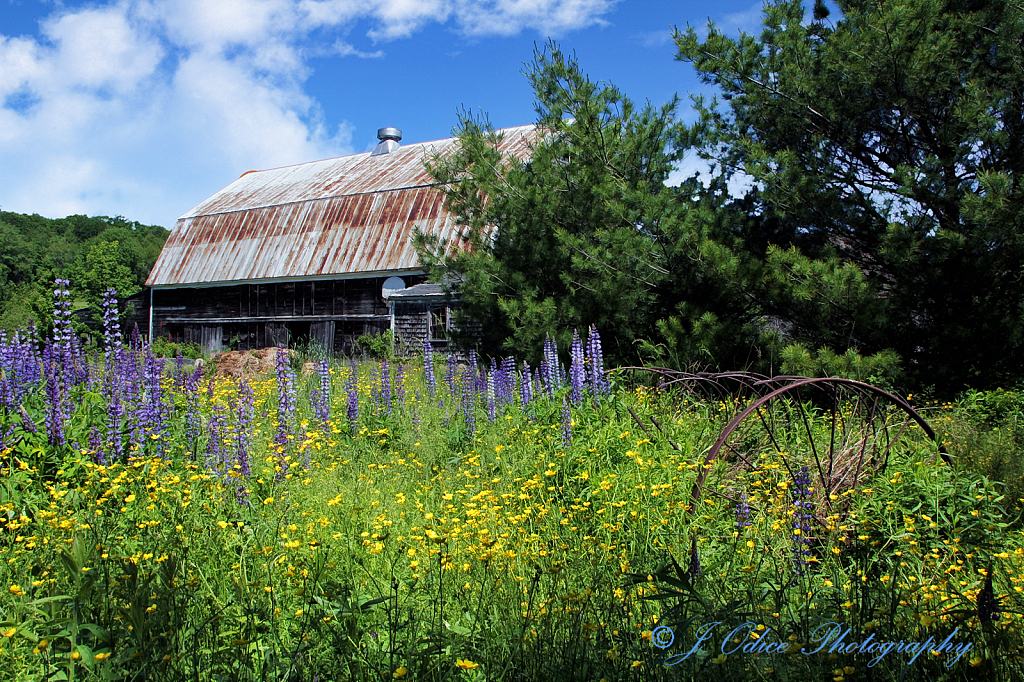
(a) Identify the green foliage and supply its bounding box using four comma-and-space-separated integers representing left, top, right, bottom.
421, 40, 912, 382
150, 337, 206, 360
357, 329, 395, 360
427, 3, 1024, 393
3, 356, 1024, 680
941, 388, 1024, 526
83, 239, 140, 303
778, 343, 903, 387
674, 0, 1024, 392
0, 212, 168, 333
422, 42, 682, 365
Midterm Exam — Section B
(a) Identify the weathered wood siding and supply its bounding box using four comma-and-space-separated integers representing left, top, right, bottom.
393, 300, 431, 351
153, 275, 425, 355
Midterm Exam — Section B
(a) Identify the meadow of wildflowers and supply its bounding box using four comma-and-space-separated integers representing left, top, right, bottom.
0, 284, 1022, 681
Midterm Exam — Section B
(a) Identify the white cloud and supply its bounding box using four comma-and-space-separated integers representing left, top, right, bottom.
636, 28, 673, 49
367, 0, 452, 40
668, 151, 755, 198
40, 3, 165, 93
333, 41, 386, 58
0, 0, 616, 227
679, 1, 765, 42
719, 2, 766, 37
451, 0, 616, 38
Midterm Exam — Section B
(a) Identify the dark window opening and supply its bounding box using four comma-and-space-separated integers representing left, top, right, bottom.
286, 321, 312, 347
429, 306, 450, 341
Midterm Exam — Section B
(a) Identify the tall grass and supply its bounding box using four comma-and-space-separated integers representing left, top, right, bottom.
0, 286, 1022, 681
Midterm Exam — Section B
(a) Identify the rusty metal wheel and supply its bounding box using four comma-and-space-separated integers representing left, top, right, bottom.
690, 377, 946, 529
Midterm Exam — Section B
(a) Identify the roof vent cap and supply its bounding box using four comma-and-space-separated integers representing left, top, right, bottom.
372, 127, 402, 155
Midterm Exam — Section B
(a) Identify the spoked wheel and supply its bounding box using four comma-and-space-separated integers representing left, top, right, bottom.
690, 377, 946, 529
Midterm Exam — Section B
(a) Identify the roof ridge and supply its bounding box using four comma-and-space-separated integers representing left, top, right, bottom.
235, 122, 538, 178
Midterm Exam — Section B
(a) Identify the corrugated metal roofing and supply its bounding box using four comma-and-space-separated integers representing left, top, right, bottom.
388, 282, 449, 300
148, 124, 539, 287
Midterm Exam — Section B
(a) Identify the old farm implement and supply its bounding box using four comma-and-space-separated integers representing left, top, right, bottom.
613, 369, 948, 528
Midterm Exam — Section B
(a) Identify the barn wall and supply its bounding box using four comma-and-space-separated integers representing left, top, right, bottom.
154, 275, 424, 355
393, 300, 431, 351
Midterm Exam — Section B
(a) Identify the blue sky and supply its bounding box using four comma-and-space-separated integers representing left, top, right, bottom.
0, 0, 769, 229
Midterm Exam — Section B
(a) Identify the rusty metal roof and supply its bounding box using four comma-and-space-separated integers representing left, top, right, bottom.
147, 124, 538, 288
388, 282, 450, 300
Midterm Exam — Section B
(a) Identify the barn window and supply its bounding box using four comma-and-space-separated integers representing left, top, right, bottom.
429, 306, 451, 341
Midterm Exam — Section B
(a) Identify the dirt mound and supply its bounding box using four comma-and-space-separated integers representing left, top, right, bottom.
211, 347, 292, 379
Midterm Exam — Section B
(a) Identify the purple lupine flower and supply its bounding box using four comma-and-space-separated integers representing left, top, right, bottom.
380, 359, 391, 413
0, 423, 14, 453
70, 339, 88, 388
569, 329, 585, 406
486, 370, 496, 424
17, 405, 37, 435
538, 359, 551, 397
52, 279, 73, 368
18, 332, 41, 400
0, 331, 11, 411
274, 346, 297, 475
368, 363, 380, 409
686, 538, 703, 580
173, 349, 189, 391
311, 357, 331, 429
105, 386, 123, 464
122, 332, 144, 454
88, 426, 104, 464
462, 367, 476, 439
735, 493, 751, 530
586, 325, 608, 396
0, 332, 16, 411
40, 280, 75, 447
423, 340, 436, 396
498, 357, 516, 411
3, 334, 19, 410
560, 396, 572, 447
207, 402, 229, 476
100, 289, 126, 460
444, 352, 458, 396
235, 379, 254, 480
394, 363, 406, 410
43, 345, 65, 446
54, 279, 86, 396
791, 466, 814, 576
346, 360, 359, 431
467, 349, 483, 400
520, 360, 533, 407
541, 334, 559, 396
84, 348, 101, 393
101, 289, 122, 361
978, 572, 1001, 623
184, 366, 203, 453
141, 351, 168, 457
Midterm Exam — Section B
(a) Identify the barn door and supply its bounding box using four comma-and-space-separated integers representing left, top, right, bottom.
266, 322, 290, 348
310, 321, 335, 356
201, 326, 223, 354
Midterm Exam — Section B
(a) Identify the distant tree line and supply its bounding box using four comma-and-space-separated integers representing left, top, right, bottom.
419, 0, 1024, 396
0, 211, 168, 336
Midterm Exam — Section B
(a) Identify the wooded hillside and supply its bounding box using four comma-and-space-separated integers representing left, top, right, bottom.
0, 211, 168, 333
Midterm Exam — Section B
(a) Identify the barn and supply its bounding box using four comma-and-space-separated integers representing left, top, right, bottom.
144, 125, 536, 355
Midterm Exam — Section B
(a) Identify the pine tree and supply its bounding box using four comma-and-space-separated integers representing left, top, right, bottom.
421, 42, 682, 365
675, 0, 1024, 390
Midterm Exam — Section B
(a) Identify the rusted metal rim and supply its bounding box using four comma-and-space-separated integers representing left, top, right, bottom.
611, 367, 772, 402
690, 376, 948, 514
